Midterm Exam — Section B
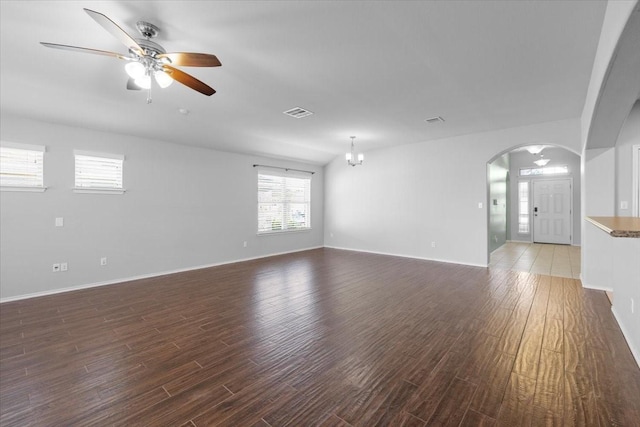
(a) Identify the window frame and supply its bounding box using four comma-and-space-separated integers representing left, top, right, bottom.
257, 169, 312, 235
518, 180, 530, 234
519, 165, 569, 176
73, 150, 125, 194
0, 142, 46, 192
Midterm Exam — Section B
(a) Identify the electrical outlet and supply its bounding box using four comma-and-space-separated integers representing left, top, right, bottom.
61, 262, 68, 272
431, 241, 436, 248
55, 217, 64, 227
243, 241, 247, 248
52, 263, 60, 272
620, 201, 629, 210
100, 257, 107, 266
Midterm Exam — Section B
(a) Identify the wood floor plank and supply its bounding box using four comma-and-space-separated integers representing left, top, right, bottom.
317, 413, 354, 427
495, 372, 536, 426
531, 349, 564, 426
460, 409, 496, 427
405, 349, 469, 421
564, 370, 599, 427
1, 248, 639, 426
468, 351, 515, 419
425, 377, 477, 426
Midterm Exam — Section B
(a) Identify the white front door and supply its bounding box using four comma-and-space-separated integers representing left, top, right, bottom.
533, 179, 571, 244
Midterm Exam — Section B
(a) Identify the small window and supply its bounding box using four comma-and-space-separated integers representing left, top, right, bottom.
258, 171, 311, 234
518, 181, 530, 234
520, 165, 569, 176
74, 150, 125, 194
0, 142, 46, 191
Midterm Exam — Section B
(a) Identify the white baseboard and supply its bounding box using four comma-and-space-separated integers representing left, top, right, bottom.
323, 245, 488, 268
581, 281, 613, 292
0, 246, 324, 304
611, 306, 640, 369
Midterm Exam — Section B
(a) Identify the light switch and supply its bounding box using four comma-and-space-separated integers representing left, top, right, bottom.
55, 217, 64, 227
478, 202, 483, 209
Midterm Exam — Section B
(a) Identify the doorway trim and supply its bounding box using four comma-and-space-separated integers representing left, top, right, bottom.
633, 144, 640, 217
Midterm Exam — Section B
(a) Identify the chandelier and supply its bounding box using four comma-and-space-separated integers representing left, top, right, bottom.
345, 136, 364, 167
534, 153, 550, 166
527, 146, 550, 166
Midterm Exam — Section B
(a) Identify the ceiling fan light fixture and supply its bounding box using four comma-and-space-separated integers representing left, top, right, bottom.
154, 70, 173, 88
134, 74, 151, 89
125, 61, 145, 79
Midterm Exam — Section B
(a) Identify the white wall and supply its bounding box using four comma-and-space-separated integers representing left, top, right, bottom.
584, 148, 616, 216
0, 114, 324, 301
324, 118, 582, 267
616, 100, 640, 215
580, 1, 640, 367
508, 147, 582, 245
581, 0, 639, 147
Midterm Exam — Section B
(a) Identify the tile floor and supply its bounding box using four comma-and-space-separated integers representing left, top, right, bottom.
489, 241, 581, 279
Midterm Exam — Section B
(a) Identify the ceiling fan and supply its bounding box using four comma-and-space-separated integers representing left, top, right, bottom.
41, 8, 221, 102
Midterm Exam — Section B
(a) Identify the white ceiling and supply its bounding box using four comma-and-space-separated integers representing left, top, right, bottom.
0, 1, 606, 165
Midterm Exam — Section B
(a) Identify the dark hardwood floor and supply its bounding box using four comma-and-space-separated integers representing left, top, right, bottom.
1, 248, 639, 426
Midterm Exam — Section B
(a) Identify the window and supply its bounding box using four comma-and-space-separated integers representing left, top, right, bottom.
518, 181, 530, 233
0, 142, 45, 191
258, 171, 311, 234
519, 165, 568, 176
74, 150, 124, 194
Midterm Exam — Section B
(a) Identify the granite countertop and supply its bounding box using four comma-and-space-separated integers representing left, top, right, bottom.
586, 216, 640, 238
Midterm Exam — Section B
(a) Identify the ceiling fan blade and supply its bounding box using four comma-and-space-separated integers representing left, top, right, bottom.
126, 78, 141, 90
156, 52, 221, 67
83, 8, 143, 55
162, 65, 216, 96
41, 42, 129, 60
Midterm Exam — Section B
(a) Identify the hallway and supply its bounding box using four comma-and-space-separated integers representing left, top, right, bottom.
490, 242, 581, 279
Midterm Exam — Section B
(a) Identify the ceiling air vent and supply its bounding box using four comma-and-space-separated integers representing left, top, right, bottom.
283, 107, 314, 119
425, 116, 445, 124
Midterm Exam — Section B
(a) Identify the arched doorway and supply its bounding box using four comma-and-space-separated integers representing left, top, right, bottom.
486, 144, 582, 266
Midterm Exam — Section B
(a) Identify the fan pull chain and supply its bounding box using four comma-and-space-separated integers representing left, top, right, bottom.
146, 83, 152, 104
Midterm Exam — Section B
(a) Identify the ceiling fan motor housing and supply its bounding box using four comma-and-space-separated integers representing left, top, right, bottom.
135, 39, 166, 57
136, 21, 160, 39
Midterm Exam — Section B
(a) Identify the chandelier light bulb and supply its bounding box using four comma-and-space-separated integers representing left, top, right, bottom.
346, 136, 364, 167
125, 61, 145, 79
134, 74, 151, 89
154, 70, 173, 88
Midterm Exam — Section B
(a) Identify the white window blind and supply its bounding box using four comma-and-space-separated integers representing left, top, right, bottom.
74, 150, 124, 192
258, 171, 311, 234
0, 143, 45, 189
